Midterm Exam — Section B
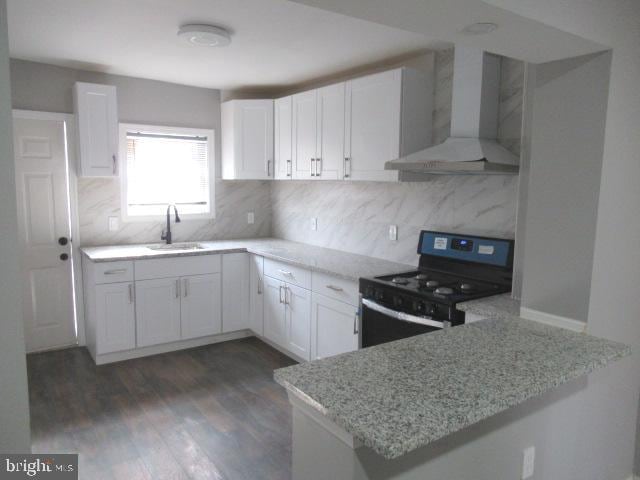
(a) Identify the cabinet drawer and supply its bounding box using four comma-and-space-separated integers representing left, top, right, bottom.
135, 254, 221, 280
312, 271, 359, 306
93, 261, 134, 284
264, 258, 311, 289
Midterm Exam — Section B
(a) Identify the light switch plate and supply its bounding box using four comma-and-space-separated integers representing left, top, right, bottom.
247, 212, 255, 224
311, 217, 318, 231
389, 225, 398, 241
108, 216, 119, 232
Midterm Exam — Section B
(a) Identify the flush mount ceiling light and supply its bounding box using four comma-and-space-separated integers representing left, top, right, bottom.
461, 22, 498, 35
178, 24, 231, 47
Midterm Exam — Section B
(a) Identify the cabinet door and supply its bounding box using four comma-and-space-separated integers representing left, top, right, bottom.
316, 83, 345, 180
285, 283, 312, 361
311, 293, 359, 360
249, 255, 264, 336
274, 96, 293, 179
181, 273, 222, 340
222, 253, 250, 333
95, 282, 135, 354
263, 275, 286, 347
73, 82, 118, 177
222, 100, 274, 179
292, 90, 317, 180
135, 277, 181, 347
344, 70, 401, 181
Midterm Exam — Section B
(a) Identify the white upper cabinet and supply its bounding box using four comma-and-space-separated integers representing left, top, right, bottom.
344, 68, 433, 181
274, 96, 293, 179
74, 82, 119, 177
222, 99, 274, 180
316, 83, 346, 180
292, 90, 318, 180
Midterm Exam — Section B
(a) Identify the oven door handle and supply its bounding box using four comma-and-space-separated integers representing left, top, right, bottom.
362, 299, 450, 329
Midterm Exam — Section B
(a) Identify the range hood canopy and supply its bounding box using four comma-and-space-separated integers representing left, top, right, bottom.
387, 47, 519, 175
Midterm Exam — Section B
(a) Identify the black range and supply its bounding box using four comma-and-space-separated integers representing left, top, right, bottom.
359, 230, 514, 347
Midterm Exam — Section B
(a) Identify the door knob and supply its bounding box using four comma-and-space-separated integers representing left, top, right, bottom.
59, 253, 69, 261
58, 237, 69, 246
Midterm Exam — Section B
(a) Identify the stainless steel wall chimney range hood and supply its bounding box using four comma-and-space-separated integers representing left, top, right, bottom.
386, 47, 519, 176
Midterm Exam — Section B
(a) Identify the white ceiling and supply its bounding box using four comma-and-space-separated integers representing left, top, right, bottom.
7, 0, 439, 90
289, 0, 608, 64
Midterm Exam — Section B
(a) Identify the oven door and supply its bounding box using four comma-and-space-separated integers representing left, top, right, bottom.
361, 298, 449, 348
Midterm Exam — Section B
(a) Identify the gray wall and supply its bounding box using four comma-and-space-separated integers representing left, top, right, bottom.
0, 0, 30, 452
271, 50, 524, 265
519, 52, 610, 323
10, 59, 271, 246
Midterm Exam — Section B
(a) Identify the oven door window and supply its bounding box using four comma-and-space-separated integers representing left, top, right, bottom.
361, 305, 440, 348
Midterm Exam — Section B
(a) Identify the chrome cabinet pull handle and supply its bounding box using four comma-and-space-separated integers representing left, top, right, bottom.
344, 157, 351, 178
316, 157, 322, 177
104, 269, 127, 275
279, 285, 284, 304
310, 158, 315, 177
353, 310, 359, 334
175, 279, 181, 299
128, 284, 134, 304
278, 269, 293, 277
286, 159, 292, 177
257, 274, 262, 294
285, 286, 290, 305
267, 159, 272, 177
183, 278, 189, 297
112, 154, 117, 174
326, 284, 343, 292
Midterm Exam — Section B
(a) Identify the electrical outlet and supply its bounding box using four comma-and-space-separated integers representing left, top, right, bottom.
311, 217, 318, 231
108, 216, 119, 232
522, 446, 535, 479
247, 212, 255, 224
389, 225, 398, 241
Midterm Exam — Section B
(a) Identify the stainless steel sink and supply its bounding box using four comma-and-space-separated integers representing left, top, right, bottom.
147, 242, 204, 251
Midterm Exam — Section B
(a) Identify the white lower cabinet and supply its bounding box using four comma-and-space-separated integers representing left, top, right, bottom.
135, 277, 182, 348
264, 275, 287, 347
95, 282, 135, 354
285, 283, 312, 360
263, 275, 312, 361
222, 253, 250, 333
181, 273, 222, 339
311, 293, 359, 360
249, 254, 264, 335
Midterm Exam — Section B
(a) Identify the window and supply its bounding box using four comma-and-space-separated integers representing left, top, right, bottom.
120, 123, 215, 219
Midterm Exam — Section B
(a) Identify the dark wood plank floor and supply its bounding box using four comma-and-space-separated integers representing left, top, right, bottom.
27, 337, 297, 480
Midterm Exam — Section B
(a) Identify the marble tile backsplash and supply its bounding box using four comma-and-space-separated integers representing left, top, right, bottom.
271, 176, 518, 265
78, 179, 271, 246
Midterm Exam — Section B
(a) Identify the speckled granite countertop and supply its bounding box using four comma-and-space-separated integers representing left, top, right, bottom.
274, 317, 630, 460
457, 293, 521, 319
81, 238, 414, 282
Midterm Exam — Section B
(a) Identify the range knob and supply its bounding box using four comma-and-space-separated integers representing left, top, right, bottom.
393, 296, 404, 308
413, 300, 426, 314
375, 290, 385, 301
426, 303, 437, 316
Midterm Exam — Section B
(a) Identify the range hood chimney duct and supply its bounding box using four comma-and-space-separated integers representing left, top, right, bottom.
387, 47, 519, 176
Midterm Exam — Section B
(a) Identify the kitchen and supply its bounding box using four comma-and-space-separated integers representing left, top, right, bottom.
0, 1, 639, 480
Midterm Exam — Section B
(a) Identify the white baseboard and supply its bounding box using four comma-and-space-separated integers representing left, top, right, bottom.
93, 329, 252, 365
519, 307, 587, 333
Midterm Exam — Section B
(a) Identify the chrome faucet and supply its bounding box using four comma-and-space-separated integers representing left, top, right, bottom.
161, 204, 181, 244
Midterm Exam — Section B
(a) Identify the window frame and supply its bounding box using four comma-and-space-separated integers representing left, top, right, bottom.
119, 123, 215, 222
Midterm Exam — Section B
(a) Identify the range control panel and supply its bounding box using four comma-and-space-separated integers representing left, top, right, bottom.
418, 231, 514, 267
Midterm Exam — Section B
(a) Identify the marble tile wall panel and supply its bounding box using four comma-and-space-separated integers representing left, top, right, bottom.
78, 179, 271, 246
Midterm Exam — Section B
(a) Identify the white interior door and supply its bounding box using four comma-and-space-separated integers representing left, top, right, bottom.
13, 114, 76, 352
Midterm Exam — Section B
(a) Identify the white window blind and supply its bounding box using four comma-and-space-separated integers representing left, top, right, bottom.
124, 129, 212, 217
